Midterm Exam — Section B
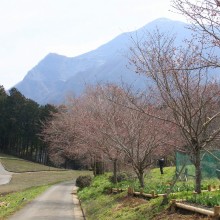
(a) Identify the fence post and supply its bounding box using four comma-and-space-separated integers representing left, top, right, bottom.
214, 206, 220, 219
170, 199, 176, 213
151, 190, 155, 198
128, 187, 134, 196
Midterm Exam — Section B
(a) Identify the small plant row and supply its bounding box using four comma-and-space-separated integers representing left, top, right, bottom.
113, 180, 195, 194
111, 187, 166, 199
111, 184, 220, 198
111, 188, 126, 193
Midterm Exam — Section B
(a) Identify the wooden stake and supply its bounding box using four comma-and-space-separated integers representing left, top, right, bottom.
214, 206, 220, 219
170, 199, 176, 213
151, 190, 155, 198
127, 187, 134, 196
140, 188, 143, 195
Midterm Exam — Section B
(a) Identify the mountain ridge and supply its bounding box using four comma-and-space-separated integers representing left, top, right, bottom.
15, 18, 191, 104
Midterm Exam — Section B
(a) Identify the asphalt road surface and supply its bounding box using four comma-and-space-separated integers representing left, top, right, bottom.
0, 162, 12, 185
9, 181, 84, 220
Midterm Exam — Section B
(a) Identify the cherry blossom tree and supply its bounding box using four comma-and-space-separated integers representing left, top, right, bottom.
42, 84, 174, 187
85, 85, 173, 187
129, 30, 220, 193
41, 105, 84, 166
172, 0, 220, 67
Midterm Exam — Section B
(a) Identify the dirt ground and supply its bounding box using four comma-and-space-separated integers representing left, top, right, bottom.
117, 196, 211, 220
152, 208, 211, 220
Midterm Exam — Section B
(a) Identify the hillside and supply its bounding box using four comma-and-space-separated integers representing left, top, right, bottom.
78, 168, 214, 220
0, 154, 62, 172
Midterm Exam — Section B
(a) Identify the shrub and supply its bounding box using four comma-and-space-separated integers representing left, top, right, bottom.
76, 175, 92, 188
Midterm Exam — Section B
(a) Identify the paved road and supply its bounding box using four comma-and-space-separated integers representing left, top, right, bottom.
9, 181, 84, 220
0, 162, 12, 185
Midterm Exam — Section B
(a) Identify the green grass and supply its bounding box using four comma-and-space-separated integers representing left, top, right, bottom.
78, 167, 220, 219
78, 173, 167, 220
111, 167, 195, 194
0, 185, 51, 220
112, 167, 219, 194
0, 170, 90, 194
185, 191, 220, 207
0, 154, 19, 159
0, 157, 63, 172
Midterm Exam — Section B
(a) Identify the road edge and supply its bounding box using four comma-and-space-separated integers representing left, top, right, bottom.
72, 185, 86, 220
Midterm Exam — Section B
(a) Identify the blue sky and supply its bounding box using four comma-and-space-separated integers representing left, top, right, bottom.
0, 0, 185, 89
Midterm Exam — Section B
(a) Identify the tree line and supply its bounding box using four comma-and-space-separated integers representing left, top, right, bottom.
0, 86, 57, 165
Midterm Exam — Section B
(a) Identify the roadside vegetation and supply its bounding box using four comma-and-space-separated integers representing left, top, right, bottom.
0, 185, 51, 220
0, 154, 90, 219
78, 167, 218, 220
78, 173, 164, 220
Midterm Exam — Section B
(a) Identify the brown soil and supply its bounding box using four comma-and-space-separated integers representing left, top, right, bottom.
114, 196, 147, 210
111, 192, 212, 219
116, 195, 211, 220
152, 209, 211, 220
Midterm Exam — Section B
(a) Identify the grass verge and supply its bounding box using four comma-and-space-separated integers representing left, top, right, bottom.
78, 167, 219, 219
78, 174, 166, 220
0, 185, 51, 220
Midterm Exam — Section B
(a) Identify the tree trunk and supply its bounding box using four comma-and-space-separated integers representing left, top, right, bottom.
138, 170, 144, 188
95, 161, 105, 175
195, 150, 202, 193
93, 156, 97, 176
113, 159, 117, 184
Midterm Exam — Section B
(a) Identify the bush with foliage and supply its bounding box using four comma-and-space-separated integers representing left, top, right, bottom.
76, 175, 92, 188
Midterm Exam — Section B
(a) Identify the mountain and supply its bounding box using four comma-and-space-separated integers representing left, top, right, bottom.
15, 18, 192, 105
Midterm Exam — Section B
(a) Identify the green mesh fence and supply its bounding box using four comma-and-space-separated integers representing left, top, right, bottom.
176, 150, 220, 180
